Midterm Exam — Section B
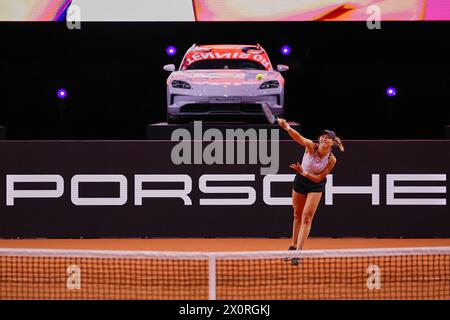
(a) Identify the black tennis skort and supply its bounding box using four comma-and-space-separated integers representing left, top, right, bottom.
292, 174, 327, 194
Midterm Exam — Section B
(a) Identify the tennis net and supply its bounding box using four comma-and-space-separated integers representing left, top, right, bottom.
1, 247, 449, 300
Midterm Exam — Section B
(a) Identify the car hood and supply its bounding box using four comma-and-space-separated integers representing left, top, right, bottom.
169, 69, 282, 85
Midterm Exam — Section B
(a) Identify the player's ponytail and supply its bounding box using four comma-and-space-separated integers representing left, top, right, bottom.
334, 136, 345, 152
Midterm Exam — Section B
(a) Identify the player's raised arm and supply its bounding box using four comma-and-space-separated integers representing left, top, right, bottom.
277, 118, 315, 153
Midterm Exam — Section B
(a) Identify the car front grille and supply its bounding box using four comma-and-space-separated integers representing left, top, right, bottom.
180, 104, 263, 114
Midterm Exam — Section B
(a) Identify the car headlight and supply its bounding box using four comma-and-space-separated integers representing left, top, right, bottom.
259, 80, 279, 89
171, 80, 191, 89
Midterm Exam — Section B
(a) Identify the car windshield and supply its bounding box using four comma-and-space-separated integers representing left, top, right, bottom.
184, 59, 266, 70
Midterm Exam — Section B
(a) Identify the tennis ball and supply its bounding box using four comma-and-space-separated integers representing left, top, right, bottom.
256, 74, 264, 80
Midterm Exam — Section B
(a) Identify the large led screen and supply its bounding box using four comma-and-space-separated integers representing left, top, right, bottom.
1, 0, 449, 21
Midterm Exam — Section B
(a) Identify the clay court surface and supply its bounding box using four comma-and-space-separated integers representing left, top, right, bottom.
1, 238, 450, 251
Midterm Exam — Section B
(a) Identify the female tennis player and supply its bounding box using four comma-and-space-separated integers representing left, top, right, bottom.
277, 118, 344, 265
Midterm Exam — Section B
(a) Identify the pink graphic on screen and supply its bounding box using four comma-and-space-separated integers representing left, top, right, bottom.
193, 0, 450, 21
424, 0, 450, 20
1, 0, 449, 21
0, 0, 71, 21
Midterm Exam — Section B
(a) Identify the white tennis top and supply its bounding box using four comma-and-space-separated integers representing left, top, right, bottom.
301, 145, 331, 174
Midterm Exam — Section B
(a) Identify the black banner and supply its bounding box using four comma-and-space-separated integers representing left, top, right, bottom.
0, 140, 448, 237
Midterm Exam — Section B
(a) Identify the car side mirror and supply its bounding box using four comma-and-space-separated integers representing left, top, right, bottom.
277, 64, 289, 72
163, 64, 176, 72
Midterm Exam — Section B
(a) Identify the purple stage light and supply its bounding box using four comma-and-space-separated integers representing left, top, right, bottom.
166, 46, 177, 56
57, 88, 67, 99
386, 87, 397, 97
281, 45, 291, 56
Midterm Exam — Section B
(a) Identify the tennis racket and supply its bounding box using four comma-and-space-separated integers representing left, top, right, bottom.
261, 102, 277, 124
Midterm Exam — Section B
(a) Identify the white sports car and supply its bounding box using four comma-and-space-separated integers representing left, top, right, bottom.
163, 44, 288, 124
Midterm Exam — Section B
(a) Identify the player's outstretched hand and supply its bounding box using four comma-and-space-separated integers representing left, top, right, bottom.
289, 162, 304, 174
